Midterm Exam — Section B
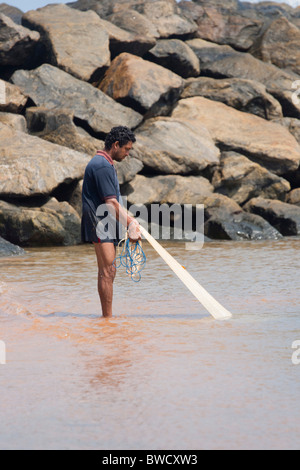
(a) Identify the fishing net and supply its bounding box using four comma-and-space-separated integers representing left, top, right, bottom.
114, 234, 146, 283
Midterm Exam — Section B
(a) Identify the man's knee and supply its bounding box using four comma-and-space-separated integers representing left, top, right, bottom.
98, 264, 116, 281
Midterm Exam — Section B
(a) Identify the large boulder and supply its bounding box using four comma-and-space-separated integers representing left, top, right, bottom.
212, 152, 291, 206
132, 0, 198, 39
0, 3, 23, 24
11, 64, 143, 136
274, 118, 300, 145
190, 1, 263, 51
132, 116, 220, 174
172, 97, 300, 175
0, 13, 40, 67
145, 39, 200, 78
107, 9, 159, 42
202, 193, 282, 241
0, 236, 25, 257
0, 112, 27, 132
70, 0, 175, 19
22, 4, 111, 82
186, 38, 300, 118
181, 76, 282, 120
123, 173, 282, 240
251, 17, 300, 76
286, 188, 300, 207
25, 106, 105, 156
25, 106, 143, 185
123, 173, 214, 205
99, 52, 185, 117
244, 197, 300, 236
0, 79, 27, 114
0, 123, 90, 198
0, 198, 81, 247
95, 14, 156, 59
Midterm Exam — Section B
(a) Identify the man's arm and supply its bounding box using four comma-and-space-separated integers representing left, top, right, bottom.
105, 198, 141, 241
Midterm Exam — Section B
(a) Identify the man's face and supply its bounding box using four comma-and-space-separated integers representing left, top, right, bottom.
112, 141, 133, 162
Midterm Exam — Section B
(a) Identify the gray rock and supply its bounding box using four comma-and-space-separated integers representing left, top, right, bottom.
145, 39, 200, 79
212, 152, 291, 205
0, 13, 40, 67
25, 106, 104, 156
0, 198, 81, 247
0, 122, 90, 198
0, 236, 25, 257
204, 210, 283, 241
95, 14, 156, 59
115, 157, 144, 186
203, 193, 282, 241
11, 64, 143, 136
244, 197, 300, 236
186, 38, 300, 119
0, 3, 23, 24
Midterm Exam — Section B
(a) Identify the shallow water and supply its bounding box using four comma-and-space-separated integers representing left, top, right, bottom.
0, 238, 300, 450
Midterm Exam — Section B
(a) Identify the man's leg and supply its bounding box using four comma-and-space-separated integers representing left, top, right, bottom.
94, 242, 116, 318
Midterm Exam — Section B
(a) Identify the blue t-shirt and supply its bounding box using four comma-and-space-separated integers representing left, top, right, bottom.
81, 152, 123, 244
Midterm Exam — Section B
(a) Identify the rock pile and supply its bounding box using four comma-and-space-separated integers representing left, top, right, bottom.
1, 0, 300, 252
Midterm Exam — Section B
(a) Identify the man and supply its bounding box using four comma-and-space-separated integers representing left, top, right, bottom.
81, 126, 141, 318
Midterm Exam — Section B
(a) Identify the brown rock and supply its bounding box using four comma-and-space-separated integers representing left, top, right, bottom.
23, 4, 111, 82
182, 76, 282, 120
107, 9, 159, 40
172, 97, 300, 175
124, 173, 214, 205
286, 188, 300, 207
132, 116, 220, 175
212, 152, 291, 205
193, 3, 263, 51
99, 52, 185, 117
0, 79, 27, 114
133, 0, 198, 39
251, 17, 300, 76
0, 112, 27, 132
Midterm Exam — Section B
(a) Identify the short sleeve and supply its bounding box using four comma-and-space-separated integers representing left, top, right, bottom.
94, 166, 117, 201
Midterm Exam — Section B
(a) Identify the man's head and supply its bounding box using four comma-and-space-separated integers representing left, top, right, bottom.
105, 126, 136, 162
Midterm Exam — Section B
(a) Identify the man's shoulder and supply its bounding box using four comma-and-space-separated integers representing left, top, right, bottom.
87, 155, 113, 172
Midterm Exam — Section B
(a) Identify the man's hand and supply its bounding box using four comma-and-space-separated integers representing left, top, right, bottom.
128, 220, 142, 242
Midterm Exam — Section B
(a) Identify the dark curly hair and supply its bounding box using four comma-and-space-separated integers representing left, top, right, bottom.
105, 126, 136, 150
